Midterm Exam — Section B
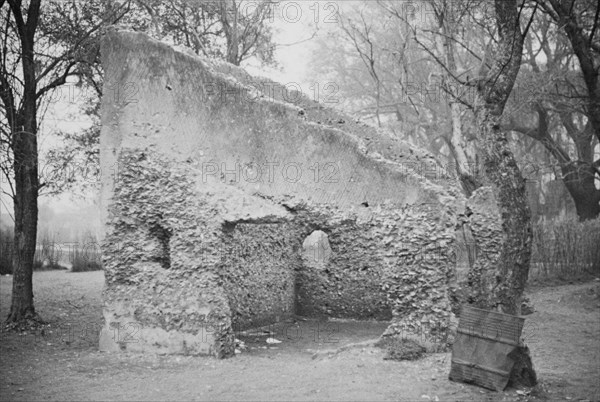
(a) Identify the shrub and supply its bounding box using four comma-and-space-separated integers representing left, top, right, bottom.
34, 231, 65, 270
530, 217, 600, 280
69, 234, 102, 272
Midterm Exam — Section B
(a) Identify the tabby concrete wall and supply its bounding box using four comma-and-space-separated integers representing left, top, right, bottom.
99, 28, 492, 357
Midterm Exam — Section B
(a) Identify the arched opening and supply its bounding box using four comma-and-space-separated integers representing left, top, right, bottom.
301, 230, 332, 268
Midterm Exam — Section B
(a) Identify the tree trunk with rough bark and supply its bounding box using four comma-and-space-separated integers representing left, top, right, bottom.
8, 118, 39, 322
5, 0, 41, 323
471, 0, 536, 387
471, 0, 532, 315
562, 163, 600, 221
474, 109, 532, 314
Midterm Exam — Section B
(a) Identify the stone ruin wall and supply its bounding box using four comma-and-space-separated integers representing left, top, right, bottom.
98, 29, 502, 358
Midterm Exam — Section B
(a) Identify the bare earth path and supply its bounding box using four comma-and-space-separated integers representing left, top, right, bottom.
1, 271, 598, 401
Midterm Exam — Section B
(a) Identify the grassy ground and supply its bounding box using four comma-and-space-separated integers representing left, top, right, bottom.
0, 271, 599, 401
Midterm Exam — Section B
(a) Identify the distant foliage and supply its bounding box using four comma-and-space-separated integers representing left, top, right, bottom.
69, 235, 102, 272
530, 218, 600, 280
1, 230, 65, 274
0, 229, 103, 273
34, 231, 65, 271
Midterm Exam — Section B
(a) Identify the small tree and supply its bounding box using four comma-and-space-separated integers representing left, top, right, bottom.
0, 0, 130, 323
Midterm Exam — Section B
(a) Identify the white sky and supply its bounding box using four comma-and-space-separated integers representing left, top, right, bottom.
244, 1, 340, 87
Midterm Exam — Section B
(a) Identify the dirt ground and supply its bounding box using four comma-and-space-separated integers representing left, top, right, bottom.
0, 271, 598, 401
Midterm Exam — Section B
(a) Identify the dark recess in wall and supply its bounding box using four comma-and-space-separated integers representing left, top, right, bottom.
149, 223, 172, 269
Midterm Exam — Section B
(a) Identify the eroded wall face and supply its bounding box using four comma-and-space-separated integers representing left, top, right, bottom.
219, 222, 299, 330
99, 29, 473, 357
296, 216, 393, 320
455, 187, 505, 310
99, 152, 235, 357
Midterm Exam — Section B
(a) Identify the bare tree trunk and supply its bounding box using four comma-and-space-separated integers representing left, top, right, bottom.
9, 120, 39, 322
134, 0, 160, 37
473, 113, 538, 383
222, 0, 240, 65
449, 101, 481, 196
562, 163, 600, 221
474, 109, 532, 314
6, 0, 40, 322
434, 4, 482, 196
563, 118, 600, 221
375, 84, 382, 128
470, 0, 532, 315
474, 97, 536, 387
